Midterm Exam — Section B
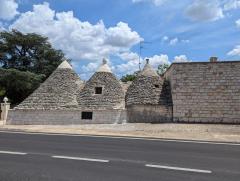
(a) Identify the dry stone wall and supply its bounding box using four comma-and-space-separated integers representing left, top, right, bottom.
126, 76, 164, 105
165, 61, 240, 123
78, 72, 125, 110
126, 75, 173, 123
16, 68, 83, 110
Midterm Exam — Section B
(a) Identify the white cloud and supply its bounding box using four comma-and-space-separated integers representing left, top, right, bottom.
181, 39, 190, 43
79, 61, 100, 80
162, 36, 189, 45
10, 2, 142, 61
105, 22, 141, 48
0, 0, 19, 20
147, 54, 170, 68
0, 21, 6, 31
114, 52, 170, 77
161, 36, 169, 42
227, 45, 240, 56
169, 37, 178, 46
173, 55, 191, 63
132, 0, 167, 6
185, 0, 224, 22
236, 19, 240, 28
115, 52, 141, 75
223, 0, 240, 10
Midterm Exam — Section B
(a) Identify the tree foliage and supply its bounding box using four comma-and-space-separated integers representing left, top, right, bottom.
0, 29, 66, 77
157, 63, 170, 76
0, 30, 68, 105
0, 68, 44, 106
120, 71, 140, 82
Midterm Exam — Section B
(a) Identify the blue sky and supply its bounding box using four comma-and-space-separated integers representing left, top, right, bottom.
0, 0, 240, 79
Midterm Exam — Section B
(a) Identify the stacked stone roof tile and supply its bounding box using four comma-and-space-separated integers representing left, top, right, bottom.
126, 59, 171, 106
16, 61, 83, 110
16, 59, 168, 110
77, 60, 125, 110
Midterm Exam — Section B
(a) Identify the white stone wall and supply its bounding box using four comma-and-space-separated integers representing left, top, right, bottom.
7, 109, 126, 125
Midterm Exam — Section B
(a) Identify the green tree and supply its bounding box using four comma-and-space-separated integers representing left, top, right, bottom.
0, 68, 44, 106
0, 29, 68, 105
157, 63, 170, 76
0, 29, 67, 77
120, 71, 140, 82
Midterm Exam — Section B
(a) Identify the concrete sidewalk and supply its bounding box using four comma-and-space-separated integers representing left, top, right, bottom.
0, 122, 240, 143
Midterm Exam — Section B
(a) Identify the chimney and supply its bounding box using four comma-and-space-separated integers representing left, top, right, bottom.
209, 57, 218, 62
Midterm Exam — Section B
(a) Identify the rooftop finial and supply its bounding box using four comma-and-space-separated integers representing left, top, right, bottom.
3, 97, 8, 103
97, 58, 112, 73
209, 57, 218, 62
103, 58, 107, 65
57, 60, 73, 69
146, 58, 149, 64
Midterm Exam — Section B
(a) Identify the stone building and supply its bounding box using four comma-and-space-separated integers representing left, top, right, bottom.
16, 60, 83, 110
7, 59, 126, 124
7, 61, 85, 125
126, 59, 172, 123
164, 59, 240, 124
77, 59, 126, 123
5, 57, 240, 125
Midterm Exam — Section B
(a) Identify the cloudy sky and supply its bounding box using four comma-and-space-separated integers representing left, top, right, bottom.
0, 0, 240, 79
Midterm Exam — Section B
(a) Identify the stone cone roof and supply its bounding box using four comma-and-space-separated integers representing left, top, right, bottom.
126, 59, 165, 105
16, 61, 83, 110
139, 59, 159, 77
78, 59, 125, 110
96, 58, 112, 73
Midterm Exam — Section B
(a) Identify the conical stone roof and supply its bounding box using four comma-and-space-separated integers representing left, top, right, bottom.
78, 59, 125, 110
126, 59, 165, 105
96, 58, 112, 73
16, 60, 83, 110
139, 59, 159, 77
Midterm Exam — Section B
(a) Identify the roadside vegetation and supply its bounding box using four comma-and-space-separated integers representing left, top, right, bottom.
0, 30, 68, 106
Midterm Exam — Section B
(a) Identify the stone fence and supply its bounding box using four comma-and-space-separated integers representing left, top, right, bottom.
7, 109, 126, 125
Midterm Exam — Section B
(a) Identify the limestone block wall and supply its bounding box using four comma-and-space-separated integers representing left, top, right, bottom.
165, 61, 240, 123
127, 104, 172, 123
7, 109, 126, 125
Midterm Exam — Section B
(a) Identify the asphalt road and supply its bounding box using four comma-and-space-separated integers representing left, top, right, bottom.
0, 131, 239, 181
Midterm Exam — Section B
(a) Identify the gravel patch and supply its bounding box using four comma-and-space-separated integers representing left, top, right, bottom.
0, 123, 240, 143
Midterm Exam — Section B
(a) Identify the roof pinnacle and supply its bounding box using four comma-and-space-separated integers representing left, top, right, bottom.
103, 58, 107, 64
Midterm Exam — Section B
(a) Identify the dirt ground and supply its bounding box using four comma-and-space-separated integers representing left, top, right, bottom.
0, 122, 240, 143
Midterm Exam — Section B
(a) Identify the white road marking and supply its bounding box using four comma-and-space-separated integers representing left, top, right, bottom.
0, 150, 27, 155
0, 130, 239, 146
145, 164, 212, 174
52, 155, 109, 163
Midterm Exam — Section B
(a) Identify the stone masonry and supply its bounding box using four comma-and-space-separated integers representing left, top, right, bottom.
78, 60, 125, 110
165, 61, 240, 123
78, 72, 125, 110
5, 58, 240, 125
16, 61, 83, 110
126, 59, 173, 123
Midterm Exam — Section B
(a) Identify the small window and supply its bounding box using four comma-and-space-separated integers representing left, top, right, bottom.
95, 87, 102, 94
81, 112, 93, 120
154, 84, 159, 88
